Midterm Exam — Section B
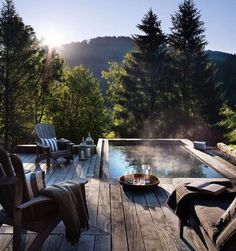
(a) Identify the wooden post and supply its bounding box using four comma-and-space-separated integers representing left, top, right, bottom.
13, 179, 22, 251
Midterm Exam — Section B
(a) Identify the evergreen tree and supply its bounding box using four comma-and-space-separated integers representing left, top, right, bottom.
0, 0, 63, 148
219, 105, 236, 143
0, 0, 39, 149
26, 47, 64, 124
107, 9, 168, 137
221, 55, 236, 107
132, 9, 167, 124
169, 0, 222, 126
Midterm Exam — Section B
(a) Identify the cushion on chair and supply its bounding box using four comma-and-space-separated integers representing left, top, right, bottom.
215, 196, 236, 231
25, 171, 46, 198
40, 137, 58, 151
193, 198, 232, 242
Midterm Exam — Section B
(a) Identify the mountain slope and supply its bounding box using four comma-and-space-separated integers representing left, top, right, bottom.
58, 36, 134, 77
59, 37, 233, 79
207, 50, 231, 62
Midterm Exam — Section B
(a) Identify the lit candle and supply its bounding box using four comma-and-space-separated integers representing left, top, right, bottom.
87, 148, 91, 157
81, 150, 84, 159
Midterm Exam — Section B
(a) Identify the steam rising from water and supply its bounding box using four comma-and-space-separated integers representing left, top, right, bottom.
137, 111, 217, 145
109, 144, 223, 179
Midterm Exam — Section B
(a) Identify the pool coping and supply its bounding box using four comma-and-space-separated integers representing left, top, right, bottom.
96, 138, 236, 181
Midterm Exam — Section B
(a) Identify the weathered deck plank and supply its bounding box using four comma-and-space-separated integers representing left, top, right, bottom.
94, 235, 111, 251
0, 234, 12, 251
96, 181, 111, 234
79, 158, 91, 178
87, 155, 98, 177
42, 234, 63, 251
110, 183, 128, 251
120, 188, 145, 251
133, 190, 164, 251
87, 179, 100, 228
23, 234, 37, 251
144, 190, 179, 251
94, 181, 111, 251
58, 235, 78, 251
64, 155, 81, 181
17, 153, 36, 171
0, 153, 216, 251
155, 184, 190, 251
77, 235, 94, 251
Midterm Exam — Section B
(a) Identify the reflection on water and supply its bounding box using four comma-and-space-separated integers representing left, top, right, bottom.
109, 145, 223, 179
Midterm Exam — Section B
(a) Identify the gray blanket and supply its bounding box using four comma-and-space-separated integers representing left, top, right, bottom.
41, 180, 89, 245
167, 180, 235, 224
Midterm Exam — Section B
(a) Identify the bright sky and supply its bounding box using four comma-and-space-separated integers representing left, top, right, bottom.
7, 0, 236, 53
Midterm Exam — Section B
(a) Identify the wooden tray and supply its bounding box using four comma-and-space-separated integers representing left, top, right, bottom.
119, 174, 160, 190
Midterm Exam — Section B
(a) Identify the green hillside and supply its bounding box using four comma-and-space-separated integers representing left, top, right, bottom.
59, 37, 234, 78
58, 36, 134, 78
58, 37, 236, 107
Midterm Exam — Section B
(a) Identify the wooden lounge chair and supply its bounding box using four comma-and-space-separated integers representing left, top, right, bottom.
0, 149, 87, 251
167, 179, 236, 251
0, 149, 60, 251
35, 123, 73, 168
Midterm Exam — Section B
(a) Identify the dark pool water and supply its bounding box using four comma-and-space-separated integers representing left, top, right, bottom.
109, 145, 223, 179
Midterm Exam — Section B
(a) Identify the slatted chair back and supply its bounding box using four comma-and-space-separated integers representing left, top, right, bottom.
0, 149, 31, 216
35, 123, 56, 140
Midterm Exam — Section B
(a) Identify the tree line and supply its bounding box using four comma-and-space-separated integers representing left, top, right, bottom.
103, 0, 224, 143
0, 0, 236, 150
0, 0, 108, 150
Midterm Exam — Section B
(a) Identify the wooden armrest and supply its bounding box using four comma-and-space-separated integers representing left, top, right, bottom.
57, 139, 74, 145
78, 178, 89, 184
36, 143, 50, 149
0, 176, 21, 186
17, 195, 54, 210
57, 140, 74, 150
66, 142, 74, 146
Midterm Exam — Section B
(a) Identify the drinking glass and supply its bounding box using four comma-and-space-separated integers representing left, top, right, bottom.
139, 174, 145, 185
124, 167, 134, 184
142, 164, 152, 184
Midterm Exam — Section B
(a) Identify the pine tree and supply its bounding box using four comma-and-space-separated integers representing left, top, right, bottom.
133, 9, 167, 123
169, 0, 221, 125
0, 0, 52, 149
26, 46, 64, 125
221, 55, 236, 107
110, 9, 168, 137
219, 105, 236, 143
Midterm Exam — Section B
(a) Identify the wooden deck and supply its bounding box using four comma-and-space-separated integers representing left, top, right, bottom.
0, 153, 217, 251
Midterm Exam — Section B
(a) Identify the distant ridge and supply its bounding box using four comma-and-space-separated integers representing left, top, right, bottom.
58, 36, 134, 77
58, 36, 233, 78
207, 50, 232, 62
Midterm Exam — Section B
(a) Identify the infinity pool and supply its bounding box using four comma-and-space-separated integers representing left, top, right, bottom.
109, 144, 223, 179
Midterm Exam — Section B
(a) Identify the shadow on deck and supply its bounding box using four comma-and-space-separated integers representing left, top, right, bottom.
0, 153, 214, 251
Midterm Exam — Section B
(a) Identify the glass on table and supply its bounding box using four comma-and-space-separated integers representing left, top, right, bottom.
139, 174, 145, 185
142, 164, 152, 184
124, 167, 134, 184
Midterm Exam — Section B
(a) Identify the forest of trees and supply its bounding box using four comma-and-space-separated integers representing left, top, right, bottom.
103, 1, 225, 143
0, 0, 236, 151
0, 0, 108, 150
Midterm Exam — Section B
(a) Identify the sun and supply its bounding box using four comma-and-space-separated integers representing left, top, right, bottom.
43, 27, 64, 48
